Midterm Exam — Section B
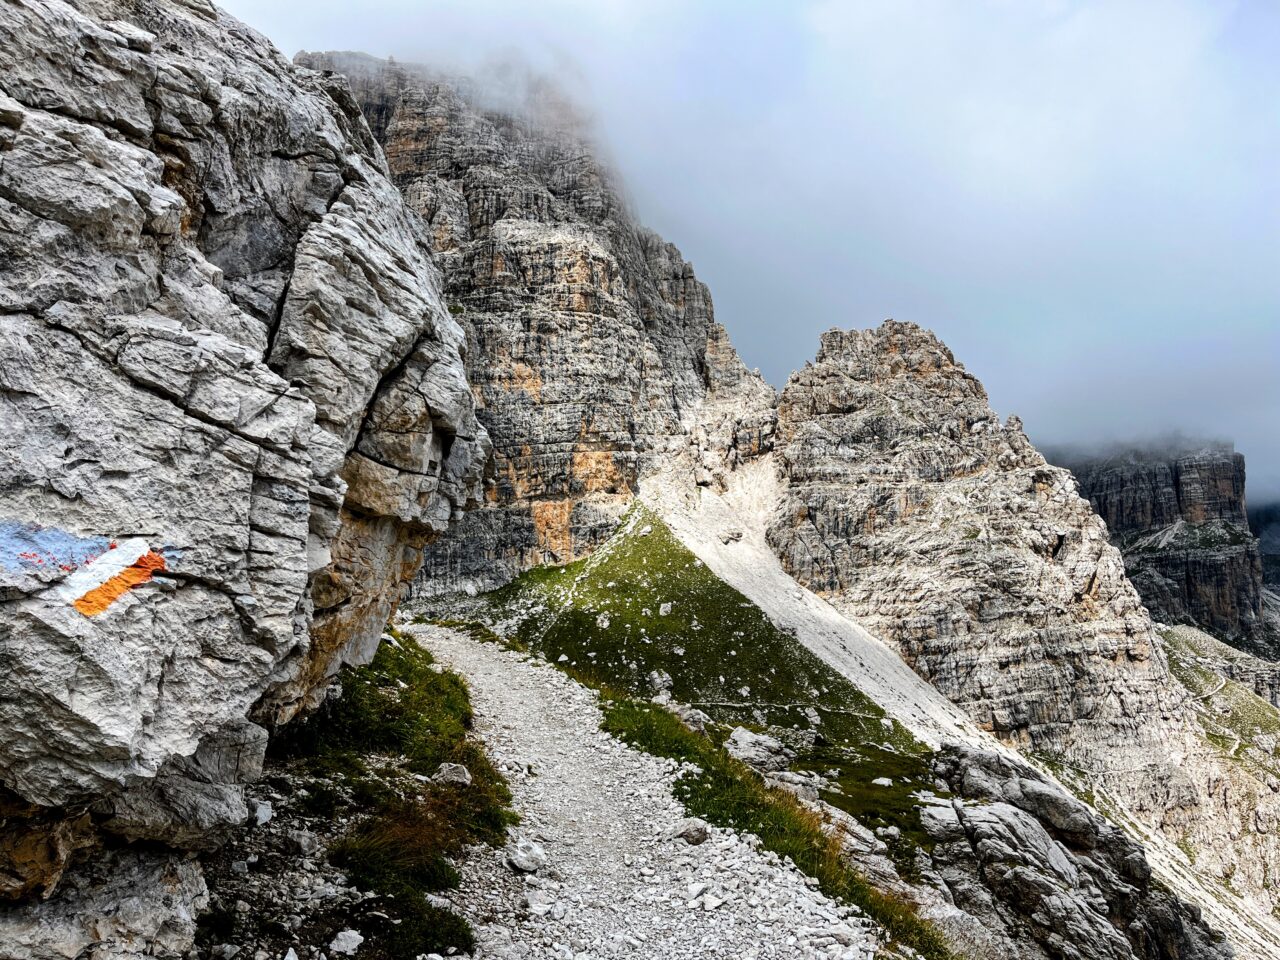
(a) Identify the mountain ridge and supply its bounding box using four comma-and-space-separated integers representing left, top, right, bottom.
1, 10, 1277, 960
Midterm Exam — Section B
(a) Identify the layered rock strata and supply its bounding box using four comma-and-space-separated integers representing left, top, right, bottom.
764, 321, 1280, 936
1062, 444, 1276, 658
0, 0, 483, 904
766, 322, 1176, 753
297, 52, 775, 593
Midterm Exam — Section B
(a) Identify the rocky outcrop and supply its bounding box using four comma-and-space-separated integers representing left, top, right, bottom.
297, 52, 774, 593
926, 745, 1231, 960
0, 849, 207, 960
0, 0, 483, 909
766, 322, 1176, 754
761, 321, 1280, 945
1060, 444, 1275, 658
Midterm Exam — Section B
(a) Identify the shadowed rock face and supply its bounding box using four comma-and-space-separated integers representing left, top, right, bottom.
767, 322, 1174, 752
926, 745, 1232, 960
296, 52, 775, 593
1062, 446, 1276, 659
0, 0, 484, 887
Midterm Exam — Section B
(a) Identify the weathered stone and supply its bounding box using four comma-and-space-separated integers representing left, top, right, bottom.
432, 762, 473, 786
1058, 443, 1278, 658
767, 322, 1176, 755
0, 792, 95, 903
0, 0, 483, 877
723, 727, 793, 773
0, 848, 207, 959
505, 836, 548, 873
927, 745, 1232, 960
296, 53, 773, 594
764, 320, 1280, 932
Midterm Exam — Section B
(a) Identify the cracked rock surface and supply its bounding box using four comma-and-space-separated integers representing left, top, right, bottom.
763, 320, 1280, 938
298, 52, 775, 594
0, 0, 484, 888
767, 321, 1176, 755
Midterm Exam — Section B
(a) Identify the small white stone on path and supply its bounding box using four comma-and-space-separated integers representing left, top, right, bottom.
328, 930, 363, 955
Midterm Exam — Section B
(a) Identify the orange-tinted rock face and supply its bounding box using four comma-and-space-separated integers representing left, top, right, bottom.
298, 52, 771, 591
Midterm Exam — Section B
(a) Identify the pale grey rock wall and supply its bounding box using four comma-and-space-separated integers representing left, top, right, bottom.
927, 745, 1232, 960
764, 320, 1280, 929
767, 321, 1174, 752
0, 0, 484, 898
0, 848, 207, 960
297, 53, 772, 593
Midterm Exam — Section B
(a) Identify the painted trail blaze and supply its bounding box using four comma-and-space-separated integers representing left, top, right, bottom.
72, 550, 167, 616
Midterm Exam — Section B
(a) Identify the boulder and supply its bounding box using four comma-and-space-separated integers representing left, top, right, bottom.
724, 728, 793, 773
0, 0, 485, 872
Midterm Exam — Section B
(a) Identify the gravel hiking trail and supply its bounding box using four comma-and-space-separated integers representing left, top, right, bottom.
404, 623, 879, 960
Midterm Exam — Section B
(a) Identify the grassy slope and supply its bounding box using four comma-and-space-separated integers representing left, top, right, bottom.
466, 505, 960, 959
270, 630, 517, 957
1161, 626, 1280, 899
1163, 627, 1280, 781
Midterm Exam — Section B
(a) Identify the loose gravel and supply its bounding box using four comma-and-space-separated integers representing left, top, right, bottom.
406, 623, 879, 960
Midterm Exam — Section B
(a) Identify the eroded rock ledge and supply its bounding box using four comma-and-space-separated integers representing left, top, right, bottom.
0, 0, 484, 905
297, 52, 777, 594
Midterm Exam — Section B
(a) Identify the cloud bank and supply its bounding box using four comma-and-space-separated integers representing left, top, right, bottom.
223, 0, 1280, 498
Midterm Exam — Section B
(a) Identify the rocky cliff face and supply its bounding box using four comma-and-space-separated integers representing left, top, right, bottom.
925, 745, 1231, 960
759, 322, 1280, 948
766, 323, 1176, 754
1061, 445, 1275, 658
0, 0, 483, 909
295, 52, 775, 593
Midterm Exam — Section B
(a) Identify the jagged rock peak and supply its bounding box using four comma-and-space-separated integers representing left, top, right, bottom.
300, 51, 772, 593
768, 319, 1174, 751
0, 0, 484, 902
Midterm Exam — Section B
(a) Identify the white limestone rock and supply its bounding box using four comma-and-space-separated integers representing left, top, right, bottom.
0, 0, 484, 879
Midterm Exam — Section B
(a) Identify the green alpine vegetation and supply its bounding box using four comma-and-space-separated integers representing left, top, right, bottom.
270, 629, 517, 958
443, 505, 961, 958
603, 699, 961, 960
1163, 626, 1280, 783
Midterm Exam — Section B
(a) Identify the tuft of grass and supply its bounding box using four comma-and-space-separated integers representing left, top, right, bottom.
602, 701, 961, 960
271, 630, 515, 956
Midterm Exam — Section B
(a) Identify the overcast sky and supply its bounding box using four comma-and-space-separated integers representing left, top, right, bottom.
225, 0, 1280, 499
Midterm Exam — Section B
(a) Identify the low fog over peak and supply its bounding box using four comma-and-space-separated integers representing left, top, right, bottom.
225, 0, 1280, 500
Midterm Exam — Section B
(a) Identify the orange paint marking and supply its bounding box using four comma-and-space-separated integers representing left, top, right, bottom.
73, 551, 166, 616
